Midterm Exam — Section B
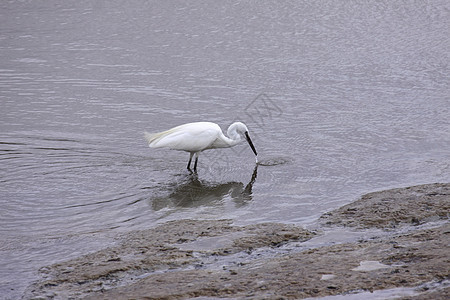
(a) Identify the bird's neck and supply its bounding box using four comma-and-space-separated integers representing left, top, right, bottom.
216, 135, 239, 148
214, 131, 241, 149
227, 126, 241, 140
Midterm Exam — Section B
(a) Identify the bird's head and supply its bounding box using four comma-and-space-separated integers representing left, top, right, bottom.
228, 122, 258, 156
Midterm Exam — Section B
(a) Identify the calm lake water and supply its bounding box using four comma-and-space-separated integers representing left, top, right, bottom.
1, 0, 449, 298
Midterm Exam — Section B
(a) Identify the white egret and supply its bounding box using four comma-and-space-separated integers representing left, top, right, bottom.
144, 121, 258, 171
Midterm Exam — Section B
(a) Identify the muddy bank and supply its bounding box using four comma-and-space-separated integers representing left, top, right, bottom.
320, 183, 449, 229
24, 183, 449, 299
25, 222, 315, 299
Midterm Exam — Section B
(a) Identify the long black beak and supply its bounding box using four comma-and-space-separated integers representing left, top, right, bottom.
245, 131, 258, 156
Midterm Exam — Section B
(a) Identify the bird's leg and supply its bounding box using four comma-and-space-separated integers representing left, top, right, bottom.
193, 153, 198, 171
187, 152, 194, 171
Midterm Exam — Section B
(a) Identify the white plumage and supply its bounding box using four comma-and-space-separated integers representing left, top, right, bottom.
145, 121, 257, 171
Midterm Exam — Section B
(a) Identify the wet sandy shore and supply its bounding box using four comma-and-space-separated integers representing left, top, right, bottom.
25, 183, 449, 299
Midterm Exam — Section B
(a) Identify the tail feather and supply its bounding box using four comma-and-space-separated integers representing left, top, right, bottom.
144, 131, 158, 146
144, 124, 186, 148
144, 130, 175, 148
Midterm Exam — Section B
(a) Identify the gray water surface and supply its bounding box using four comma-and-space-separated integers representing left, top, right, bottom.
1, 1, 449, 298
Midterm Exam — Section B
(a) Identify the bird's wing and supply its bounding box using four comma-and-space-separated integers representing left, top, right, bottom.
145, 122, 221, 152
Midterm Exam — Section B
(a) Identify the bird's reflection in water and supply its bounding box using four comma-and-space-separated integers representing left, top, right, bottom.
151, 166, 258, 211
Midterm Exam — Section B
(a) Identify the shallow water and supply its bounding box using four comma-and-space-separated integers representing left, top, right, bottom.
1, 0, 449, 298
